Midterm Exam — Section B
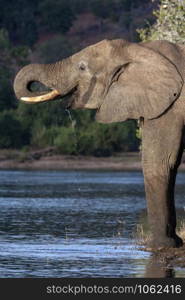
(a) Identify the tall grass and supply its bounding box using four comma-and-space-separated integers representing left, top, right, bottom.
134, 221, 185, 246
177, 221, 185, 241
134, 224, 151, 246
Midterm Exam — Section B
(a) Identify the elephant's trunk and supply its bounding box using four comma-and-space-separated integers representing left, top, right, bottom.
14, 58, 77, 103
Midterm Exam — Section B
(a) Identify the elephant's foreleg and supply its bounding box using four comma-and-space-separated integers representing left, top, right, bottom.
142, 112, 184, 248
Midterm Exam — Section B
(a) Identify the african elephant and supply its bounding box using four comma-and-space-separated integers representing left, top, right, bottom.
13, 39, 185, 249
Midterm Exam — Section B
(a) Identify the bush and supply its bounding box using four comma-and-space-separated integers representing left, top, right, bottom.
54, 127, 77, 154
0, 1, 38, 46
77, 120, 138, 156
35, 35, 76, 64
38, 0, 75, 34
0, 29, 29, 111
30, 122, 58, 148
0, 111, 30, 148
27, 111, 139, 155
137, 0, 185, 43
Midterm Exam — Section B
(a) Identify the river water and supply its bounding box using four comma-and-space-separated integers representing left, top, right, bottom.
0, 170, 184, 278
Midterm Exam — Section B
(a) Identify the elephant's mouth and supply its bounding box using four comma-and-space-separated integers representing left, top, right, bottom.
20, 84, 79, 108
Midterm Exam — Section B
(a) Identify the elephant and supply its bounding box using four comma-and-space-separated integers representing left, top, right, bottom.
13, 38, 185, 249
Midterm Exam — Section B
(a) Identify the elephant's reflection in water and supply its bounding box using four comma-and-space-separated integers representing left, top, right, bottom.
145, 254, 175, 278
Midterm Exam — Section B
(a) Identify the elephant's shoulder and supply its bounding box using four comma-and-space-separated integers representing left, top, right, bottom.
141, 40, 185, 77
140, 40, 181, 58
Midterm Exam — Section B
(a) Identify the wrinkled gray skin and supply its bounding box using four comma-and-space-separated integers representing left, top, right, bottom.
14, 39, 185, 249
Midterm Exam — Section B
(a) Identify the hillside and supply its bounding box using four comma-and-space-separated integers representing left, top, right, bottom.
0, 0, 158, 155
34, 2, 157, 56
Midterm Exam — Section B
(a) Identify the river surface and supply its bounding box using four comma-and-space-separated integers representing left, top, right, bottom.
0, 170, 184, 278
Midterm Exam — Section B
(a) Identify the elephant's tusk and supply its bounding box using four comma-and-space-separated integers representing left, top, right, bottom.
21, 89, 60, 103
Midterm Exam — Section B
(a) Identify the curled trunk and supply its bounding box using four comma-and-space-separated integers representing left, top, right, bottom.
14, 58, 77, 103
14, 63, 53, 100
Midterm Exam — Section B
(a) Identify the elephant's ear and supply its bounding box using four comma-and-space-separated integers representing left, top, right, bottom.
96, 41, 183, 123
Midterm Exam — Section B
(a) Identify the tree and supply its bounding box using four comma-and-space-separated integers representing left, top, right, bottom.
34, 35, 76, 63
138, 0, 185, 43
0, 111, 30, 148
0, 29, 29, 110
90, 0, 129, 21
38, 0, 75, 34
0, 0, 38, 46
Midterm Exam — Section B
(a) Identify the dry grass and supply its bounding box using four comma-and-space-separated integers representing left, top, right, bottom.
177, 221, 185, 241
134, 223, 185, 269
134, 224, 151, 246
134, 221, 185, 247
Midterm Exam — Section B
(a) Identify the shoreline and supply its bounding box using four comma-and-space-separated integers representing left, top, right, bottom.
0, 152, 142, 171
1, 150, 185, 267
1, 150, 185, 171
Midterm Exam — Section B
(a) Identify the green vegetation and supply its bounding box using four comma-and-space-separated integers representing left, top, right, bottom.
38, 0, 75, 34
0, 110, 29, 148
2, 0, 178, 156
138, 0, 185, 43
0, 0, 38, 46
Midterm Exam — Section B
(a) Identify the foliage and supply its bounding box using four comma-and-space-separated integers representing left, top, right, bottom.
90, 0, 149, 21
34, 35, 77, 63
15, 97, 139, 154
0, 29, 29, 111
90, 0, 130, 22
54, 127, 77, 154
0, 0, 38, 46
26, 114, 138, 156
138, 0, 185, 43
90, 0, 118, 19
38, 0, 75, 34
0, 0, 75, 46
0, 111, 30, 148
70, 0, 91, 14
30, 123, 58, 148
0, 0, 152, 47
77, 121, 138, 156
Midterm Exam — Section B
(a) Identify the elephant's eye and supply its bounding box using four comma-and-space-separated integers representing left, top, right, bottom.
79, 61, 87, 71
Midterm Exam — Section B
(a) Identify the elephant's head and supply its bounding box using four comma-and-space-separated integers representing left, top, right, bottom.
14, 39, 184, 123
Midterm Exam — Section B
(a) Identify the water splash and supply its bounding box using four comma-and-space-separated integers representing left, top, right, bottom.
65, 109, 78, 152
65, 109, 76, 129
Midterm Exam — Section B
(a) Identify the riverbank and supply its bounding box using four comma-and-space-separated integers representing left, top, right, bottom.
0, 150, 141, 170
1, 149, 185, 170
